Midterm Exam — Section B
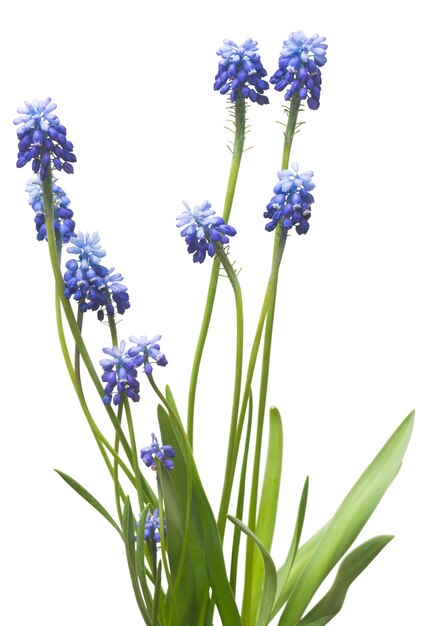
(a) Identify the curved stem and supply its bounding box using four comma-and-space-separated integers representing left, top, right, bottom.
187, 95, 246, 447
217, 231, 288, 538
54, 286, 135, 489
42, 168, 135, 467
214, 246, 244, 533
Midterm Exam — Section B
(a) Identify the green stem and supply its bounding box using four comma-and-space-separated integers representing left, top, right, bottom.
217, 231, 288, 538
187, 95, 246, 447
41, 167, 135, 468
123, 397, 145, 512
54, 286, 134, 490
230, 390, 253, 593
242, 96, 301, 624
214, 246, 244, 530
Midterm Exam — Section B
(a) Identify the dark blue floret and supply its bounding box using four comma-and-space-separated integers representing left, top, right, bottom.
140, 433, 176, 470
143, 509, 165, 543
63, 232, 130, 320
26, 175, 75, 243
270, 32, 327, 109
100, 341, 144, 405
214, 38, 269, 105
264, 164, 315, 235
176, 201, 237, 264
14, 98, 76, 180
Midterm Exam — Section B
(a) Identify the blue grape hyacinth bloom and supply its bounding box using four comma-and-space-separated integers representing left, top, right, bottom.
144, 509, 165, 543
64, 232, 130, 320
140, 434, 176, 470
14, 98, 76, 180
176, 201, 237, 264
26, 176, 75, 243
263, 163, 315, 235
100, 340, 144, 405
214, 38, 269, 105
270, 32, 327, 109
128, 335, 168, 374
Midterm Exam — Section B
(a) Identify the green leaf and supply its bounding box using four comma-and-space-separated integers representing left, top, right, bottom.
278, 411, 414, 626
229, 515, 277, 626
250, 407, 283, 618
54, 469, 122, 536
298, 535, 393, 625
256, 407, 284, 550
157, 405, 241, 626
123, 497, 151, 623
271, 477, 309, 619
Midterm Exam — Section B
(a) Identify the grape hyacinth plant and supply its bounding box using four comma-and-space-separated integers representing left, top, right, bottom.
14, 33, 414, 626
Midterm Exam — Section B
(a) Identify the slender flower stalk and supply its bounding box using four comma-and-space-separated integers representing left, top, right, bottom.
243, 93, 310, 623
187, 94, 246, 446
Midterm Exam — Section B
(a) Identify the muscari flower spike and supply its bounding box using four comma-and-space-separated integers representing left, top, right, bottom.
270, 32, 327, 109
263, 163, 315, 235
63, 232, 130, 320
14, 98, 76, 180
100, 340, 144, 405
140, 433, 176, 470
26, 175, 75, 243
214, 38, 269, 105
128, 335, 168, 374
143, 509, 165, 543
176, 201, 236, 264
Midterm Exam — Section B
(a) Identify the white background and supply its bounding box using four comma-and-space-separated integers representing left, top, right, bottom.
0, 0, 424, 624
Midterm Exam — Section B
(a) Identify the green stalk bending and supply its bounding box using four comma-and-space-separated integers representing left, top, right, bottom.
214, 245, 244, 527
187, 95, 246, 447
54, 287, 134, 490
243, 96, 301, 624
42, 168, 135, 467
217, 231, 288, 538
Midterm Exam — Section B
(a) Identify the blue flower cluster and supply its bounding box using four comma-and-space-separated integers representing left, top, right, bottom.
14, 98, 76, 180
143, 509, 165, 543
100, 341, 142, 405
214, 39, 269, 105
270, 32, 327, 109
63, 232, 130, 320
176, 201, 237, 264
140, 433, 176, 470
128, 335, 168, 374
263, 163, 315, 235
26, 176, 75, 243
100, 336, 167, 405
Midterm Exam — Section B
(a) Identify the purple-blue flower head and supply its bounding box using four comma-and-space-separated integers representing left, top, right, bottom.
140, 433, 176, 470
128, 335, 168, 374
263, 163, 315, 235
100, 340, 143, 405
14, 98, 76, 180
270, 32, 327, 109
26, 175, 75, 243
63, 232, 130, 320
176, 201, 237, 264
214, 39, 269, 105
144, 509, 165, 543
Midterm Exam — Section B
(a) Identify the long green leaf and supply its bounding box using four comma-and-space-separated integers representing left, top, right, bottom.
250, 407, 283, 618
278, 411, 414, 626
298, 535, 393, 625
55, 469, 122, 536
229, 515, 277, 626
271, 477, 309, 619
123, 497, 151, 623
256, 407, 284, 549
274, 523, 329, 616
158, 405, 241, 625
